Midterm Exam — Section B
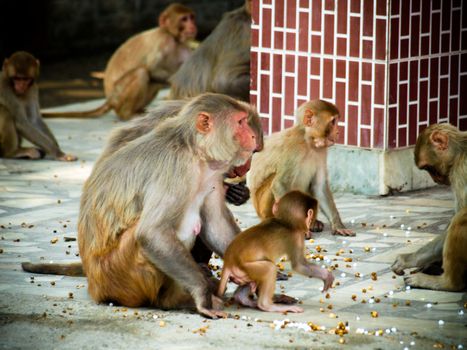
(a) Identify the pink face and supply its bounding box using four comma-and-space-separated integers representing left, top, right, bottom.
12, 76, 33, 95
178, 13, 197, 41
232, 112, 257, 155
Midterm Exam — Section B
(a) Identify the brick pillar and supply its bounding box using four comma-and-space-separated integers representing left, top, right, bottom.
250, 0, 466, 195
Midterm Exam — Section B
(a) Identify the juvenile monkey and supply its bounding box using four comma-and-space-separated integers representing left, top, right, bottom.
43, 3, 197, 120
218, 190, 334, 313
0, 51, 76, 161
392, 123, 467, 291
248, 99, 354, 236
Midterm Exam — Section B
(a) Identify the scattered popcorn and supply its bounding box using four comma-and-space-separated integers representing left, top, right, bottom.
438, 320, 444, 326
370, 311, 378, 318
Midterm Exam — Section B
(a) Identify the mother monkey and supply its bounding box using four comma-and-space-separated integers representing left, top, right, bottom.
24, 94, 257, 318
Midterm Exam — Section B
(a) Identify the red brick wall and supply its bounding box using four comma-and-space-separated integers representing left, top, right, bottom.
250, 0, 467, 149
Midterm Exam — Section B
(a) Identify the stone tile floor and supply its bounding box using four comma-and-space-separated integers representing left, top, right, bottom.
0, 101, 466, 349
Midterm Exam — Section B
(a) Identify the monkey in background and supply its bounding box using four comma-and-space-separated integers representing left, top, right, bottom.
218, 191, 334, 313
248, 99, 355, 237
0, 51, 76, 161
392, 123, 466, 291
169, 0, 251, 102
42, 3, 197, 121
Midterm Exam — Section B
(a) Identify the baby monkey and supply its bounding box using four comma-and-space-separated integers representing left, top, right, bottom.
218, 191, 335, 313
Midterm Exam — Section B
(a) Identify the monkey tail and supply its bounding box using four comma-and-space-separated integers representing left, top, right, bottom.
21, 261, 85, 277
217, 268, 231, 297
41, 101, 111, 119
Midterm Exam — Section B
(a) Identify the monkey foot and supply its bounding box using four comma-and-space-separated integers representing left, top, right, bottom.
310, 220, 324, 233
258, 304, 303, 313
273, 294, 298, 305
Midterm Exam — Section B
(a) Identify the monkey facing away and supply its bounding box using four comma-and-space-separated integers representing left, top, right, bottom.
42, 3, 197, 121
392, 123, 467, 291
23, 93, 257, 318
248, 99, 355, 237
0, 51, 76, 161
217, 190, 334, 313
169, 0, 251, 102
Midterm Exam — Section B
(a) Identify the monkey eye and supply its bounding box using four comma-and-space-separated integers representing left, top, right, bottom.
181, 14, 194, 22
12, 76, 32, 82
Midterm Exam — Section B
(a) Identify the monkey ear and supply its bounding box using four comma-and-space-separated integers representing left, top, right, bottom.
196, 112, 213, 134
306, 209, 314, 228
272, 201, 279, 216
158, 13, 169, 27
303, 110, 315, 127
430, 131, 449, 151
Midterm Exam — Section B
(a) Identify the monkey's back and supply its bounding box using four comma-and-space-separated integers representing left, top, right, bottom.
248, 126, 309, 195
103, 28, 169, 96
169, 7, 250, 99
224, 219, 296, 268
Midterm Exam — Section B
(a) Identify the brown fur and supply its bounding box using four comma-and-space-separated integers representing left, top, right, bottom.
248, 99, 354, 236
218, 191, 334, 313
42, 4, 197, 120
0, 51, 76, 161
392, 123, 467, 291
23, 93, 257, 318
169, 1, 251, 102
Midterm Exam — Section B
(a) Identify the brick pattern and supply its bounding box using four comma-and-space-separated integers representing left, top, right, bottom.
388, 0, 466, 148
250, 0, 467, 149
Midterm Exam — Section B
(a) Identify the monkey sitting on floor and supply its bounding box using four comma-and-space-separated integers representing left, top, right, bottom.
217, 191, 335, 313
0, 51, 76, 161
392, 123, 467, 291
248, 99, 354, 236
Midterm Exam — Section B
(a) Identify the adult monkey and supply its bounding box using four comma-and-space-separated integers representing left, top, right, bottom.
0, 51, 76, 161
248, 100, 355, 237
42, 3, 197, 121
169, 0, 251, 106
24, 93, 257, 318
392, 123, 466, 291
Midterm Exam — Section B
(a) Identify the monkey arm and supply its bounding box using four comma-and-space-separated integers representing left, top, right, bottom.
15, 115, 63, 157
311, 167, 345, 229
136, 218, 212, 306
200, 183, 241, 257
270, 164, 295, 200
392, 231, 446, 275
211, 62, 250, 101
291, 255, 334, 291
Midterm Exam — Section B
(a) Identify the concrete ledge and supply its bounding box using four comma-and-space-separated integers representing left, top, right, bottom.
328, 145, 436, 195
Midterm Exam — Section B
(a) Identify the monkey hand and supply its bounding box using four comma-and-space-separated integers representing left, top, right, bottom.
332, 226, 355, 236
321, 270, 335, 292
195, 294, 227, 319
224, 181, 250, 206
391, 254, 411, 275
310, 220, 324, 233
56, 153, 78, 162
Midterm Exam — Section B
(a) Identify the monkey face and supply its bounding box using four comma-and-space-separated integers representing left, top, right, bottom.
179, 13, 197, 41
419, 164, 450, 185
11, 76, 33, 95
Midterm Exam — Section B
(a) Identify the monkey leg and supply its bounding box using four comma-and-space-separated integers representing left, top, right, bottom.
233, 284, 257, 308
85, 228, 191, 308
404, 210, 467, 291
243, 261, 303, 313
109, 68, 153, 121
251, 174, 275, 219
0, 107, 41, 159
